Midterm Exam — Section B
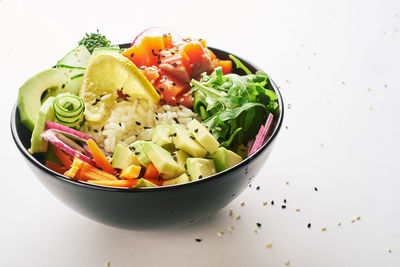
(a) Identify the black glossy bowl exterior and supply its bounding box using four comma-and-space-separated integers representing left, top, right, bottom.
10, 46, 284, 230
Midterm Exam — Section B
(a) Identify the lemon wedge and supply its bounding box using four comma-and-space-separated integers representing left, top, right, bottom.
79, 54, 160, 122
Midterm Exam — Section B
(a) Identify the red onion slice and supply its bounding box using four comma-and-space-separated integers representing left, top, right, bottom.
41, 129, 96, 166
131, 26, 182, 47
46, 121, 94, 141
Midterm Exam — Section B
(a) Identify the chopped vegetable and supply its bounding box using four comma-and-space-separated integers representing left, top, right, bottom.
51, 145, 72, 169
120, 165, 141, 179
78, 162, 118, 181
53, 93, 85, 128
143, 163, 160, 179
78, 30, 111, 53
45, 160, 67, 174
87, 179, 138, 187
86, 139, 116, 174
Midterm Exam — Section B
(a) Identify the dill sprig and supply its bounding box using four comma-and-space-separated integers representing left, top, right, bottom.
78, 30, 111, 53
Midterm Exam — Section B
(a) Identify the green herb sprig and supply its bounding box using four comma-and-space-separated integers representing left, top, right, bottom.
78, 30, 111, 53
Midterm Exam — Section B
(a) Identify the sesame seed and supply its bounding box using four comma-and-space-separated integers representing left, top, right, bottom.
190, 136, 195, 140
265, 243, 272, 248
198, 175, 203, 179
130, 53, 134, 57
356, 216, 361, 220
217, 232, 223, 237
286, 181, 289, 185
241, 201, 245, 206
228, 226, 233, 232
171, 96, 176, 101
173, 156, 177, 161
256, 186, 260, 190
144, 126, 150, 129
351, 219, 355, 223
173, 117, 179, 124
338, 222, 342, 226
284, 199, 287, 203
254, 228, 258, 233
119, 122, 122, 127
195, 238, 202, 242
271, 200, 274, 205
257, 223, 261, 227
180, 98, 184, 102
135, 152, 140, 155
321, 226, 327, 231
388, 248, 392, 253
284, 260, 290, 265
194, 128, 199, 133
228, 209, 233, 216
135, 121, 141, 126
263, 201, 268, 206
296, 208, 300, 212
281, 205, 286, 209
236, 214, 241, 220
93, 129, 98, 133
307, 223, 311, 228
61, 84, 65, 89
314, 187, 318, 191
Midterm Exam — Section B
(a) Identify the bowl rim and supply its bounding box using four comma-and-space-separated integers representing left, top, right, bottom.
10, 45, 284, 193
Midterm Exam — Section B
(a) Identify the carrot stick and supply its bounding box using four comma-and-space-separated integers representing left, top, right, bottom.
143, 163, 159, 180
51, 145, 72, 169
64, 166, 80, 179
78, 162, 118, 181
86, 139, 115, 174
144, 177, 163, 186
87, 179, 139, 188
120, 165, 141, 179
45, 160, 67, 174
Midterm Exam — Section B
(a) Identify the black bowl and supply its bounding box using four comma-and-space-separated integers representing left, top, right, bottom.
10, 45, 284, 230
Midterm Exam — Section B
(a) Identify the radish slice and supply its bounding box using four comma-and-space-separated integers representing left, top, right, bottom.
246, 139, 254, 156
249, 113, 274, 156
83, 144, 93, 158
131, 26, 182, 47
46, 121, 94, 141
41, 129, 96, 166
56, 132, 86, 154
262, 114, 274, 144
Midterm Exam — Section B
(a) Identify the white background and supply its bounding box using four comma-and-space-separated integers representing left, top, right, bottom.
1, 0, 400, 266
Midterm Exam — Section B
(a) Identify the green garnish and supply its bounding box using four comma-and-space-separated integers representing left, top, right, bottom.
78, 30, 111, 54
191, 57, 279, 150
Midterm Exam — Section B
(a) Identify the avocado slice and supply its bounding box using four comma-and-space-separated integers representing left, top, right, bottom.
17, 68, 70, 131
151, 124, 175, 152
163, 173, 190, 186
142, 142, 185, 179
134, 178, 157, 188
129, 140, 152, 166
112, 144, 140, 169
171, 125, 207, 158
29, 96, 55, 153
187, 119, 219, 154
186, 158, 216, 181
209, 147, 243, 172
171, 150, 189, 171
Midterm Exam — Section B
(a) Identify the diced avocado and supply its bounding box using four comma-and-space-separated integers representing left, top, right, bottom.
17, 68, 69, 131
187, 119, 219, 154
186, 158, 216, 181
142, 142, 185, 179
171, 150, 189, 171
129, 140, 151, 166
134, 178, 157, 188
163, 173, 190, 186
171, 125, 207, 158
152, 124, 175, 152
209, 147, 243, 172
30, 97, 55, 153
112, 144, 140, 169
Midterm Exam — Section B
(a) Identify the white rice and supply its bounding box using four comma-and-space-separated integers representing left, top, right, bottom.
79, 99, 198, 152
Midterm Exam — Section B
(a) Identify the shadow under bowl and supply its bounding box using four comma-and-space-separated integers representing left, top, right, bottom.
10, 45, 284, 230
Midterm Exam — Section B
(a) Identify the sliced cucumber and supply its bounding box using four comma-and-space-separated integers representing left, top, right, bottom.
57, 45, 91, 68
91, 46, 120, 57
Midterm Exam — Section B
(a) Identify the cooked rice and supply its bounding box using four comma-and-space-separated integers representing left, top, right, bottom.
79, 99, 198, 152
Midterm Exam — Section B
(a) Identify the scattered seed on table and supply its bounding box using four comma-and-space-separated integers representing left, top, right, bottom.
236, 214, 241, 220
356, 216, 361, 220
314, 187, 318, 192
286, 181, 290, 185
307, 223, 311, 228
296, 208, 300, 212
351, 219, 355, 223
228, 227, 233, 232
367, 88, 371, 91
105, 262, 111, 267
217, 232, 224, 237
321, 226, 327, 231
281, 205, 286, 209
256, 186, 260, 190
241, 201, 245, 206
284, 199, 287, 203
271, 201, 274, 205
257, 223, 262, 227
338, 222, 342, 226
265, 243, 273, 248
320, 144, 324, 147
195, 238, 202, 242
229, 209, 233, 216
254, 228, 258, 233
388, 248, 392, 253
284, 260, 290, 265
263, 201, 268, 206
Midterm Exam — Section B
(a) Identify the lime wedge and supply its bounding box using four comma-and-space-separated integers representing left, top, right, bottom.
79, 54, 160, 122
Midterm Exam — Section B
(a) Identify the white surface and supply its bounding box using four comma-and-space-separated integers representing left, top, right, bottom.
1, 0, 400, 266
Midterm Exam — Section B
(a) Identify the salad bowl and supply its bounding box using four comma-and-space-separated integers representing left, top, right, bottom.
11, 44, 284, 230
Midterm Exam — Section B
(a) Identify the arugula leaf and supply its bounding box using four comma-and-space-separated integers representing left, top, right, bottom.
229, 55, 252, 75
